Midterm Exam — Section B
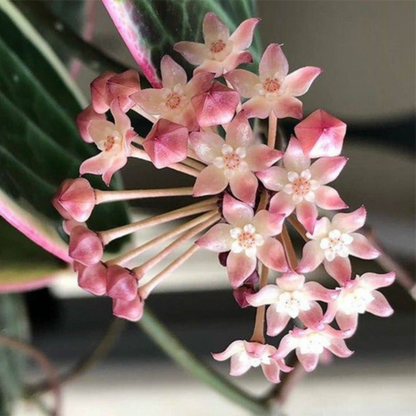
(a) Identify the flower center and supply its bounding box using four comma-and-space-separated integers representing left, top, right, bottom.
165, 92, 182, 110
104, 135, 116, 152
263, 77, 280, 93
210, 39, 226, 54
320, 229, 354, 261
299, 333, 330, 355
213, 144, 248, 178
340, 288, 374, 315
238, 351, 271, 368
230, 224, 264, 258
275, 291, 310, 318
98, 132, 121, 154
283, 170, 319, 203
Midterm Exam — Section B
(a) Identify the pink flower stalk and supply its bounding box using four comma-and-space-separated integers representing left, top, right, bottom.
191, 81, 240, 127
197, 194, 288, 288
257, 136, 348, 232
142, 119, 189, 169
80, 99, 137, 186
174, 13, 260, 77
68, 225, 103, 266
53, 178, 96, 222
106, 265, 139, 301
294, 110, 347, 158
91, 70, 141, 114
77, 262, 107, 296
76, 105, 106, 143
247, 271, 338, 336
225, 44, 321, 119
275, 324, 354, 372
112, 295, 144, 322
297, 207, 380, 284
212, 340, 292, 383
191, 112, 282, 204
132, 55, 213, 130
324, 272, 395, 332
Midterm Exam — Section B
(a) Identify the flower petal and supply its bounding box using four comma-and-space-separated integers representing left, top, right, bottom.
76, 105, 106, 143
225, 111, 253, 148
229, 171, 258, 205
229, 18, 260, 50
212, 340, 244, 361
246, 284, 280, 306
332, 206, 366, 233
246, 145, 283, 172
262, 361, 282, 383
336, 311, 358, 332
297, 241, 325, 274
296, 201, 318, 233
269, 192, 296, 217
324, 256, 352, 285
196, 223, 233, 252
186, 71, 214, 97
304, 281, 339, 302
275, 333, 298, 359
327, 338, 354, 358
349, 233, 380, 259
276, 272, 305, 291
266, 308, 291, 336
359, 271, 396, 290
230, 355, 252, 376
193, 165, 228, 196
299, 301, 323, 327
241, 96, 273, 119
203, 12, 230, 44
259, 43, 289, 81
253, 211, 284, 238
160, 55, 187, 88
366, 291, 394, 317
227, 252, 257, 288
283, 136, 310, 172
310, 156, 348, 185
284, 67, 322, 96
257, 167, 288, 192
132, 88, 166, 114
224, 69, 259, 98
296, 352, 319, 373
189, 131, 223, 163
257, 238, 289, 272
315, 186, 348, 210
174, 41, 208, 65
222, 193, 254, 226
272, 95, 303, 119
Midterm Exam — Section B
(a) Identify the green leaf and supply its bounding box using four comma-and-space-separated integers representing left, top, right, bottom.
0, 294, 29, 415
0, 0, 130, 256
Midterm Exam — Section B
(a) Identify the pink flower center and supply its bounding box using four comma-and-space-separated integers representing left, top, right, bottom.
213, 144, 248, 178
283, 170, 318, 203
104, 135, 116, 152
320, 229, 353, 261
263, 77, 280, 93
293, 177, 311, 196
230, 224, 264, 258
210, 39, 226, 54
165, 92, 182, 110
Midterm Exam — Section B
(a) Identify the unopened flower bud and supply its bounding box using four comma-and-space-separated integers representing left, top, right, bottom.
106, 265, 139, 301
69, 225, 103, 266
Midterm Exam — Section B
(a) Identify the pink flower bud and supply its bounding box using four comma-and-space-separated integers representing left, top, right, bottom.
106, 265, 139, 301
77, 262, 108, 296
142, 119, 189, 169
295, 110, 347, 158
53, 178, 96, 222
76, 105, 106, 143
69, 225, 103, 266
192, 82, 240, 127
112, 295, 144, 321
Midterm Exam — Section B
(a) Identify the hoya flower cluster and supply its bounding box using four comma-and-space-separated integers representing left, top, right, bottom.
53, 13, 395, 383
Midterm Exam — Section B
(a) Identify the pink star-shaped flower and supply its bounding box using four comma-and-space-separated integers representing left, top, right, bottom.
174, 13, 260, 77
225, 43, 321, 119
274, 324, 353, 372
190, 112, 282, 205
212, 340, 292, 383
257, 136, 348, 232
197, 194, 288, 288
324, 272, 395, 332
132, 55, 213, 130
247, 271, 338, 336
297, 207, 380, 284
80, 99, 137, 186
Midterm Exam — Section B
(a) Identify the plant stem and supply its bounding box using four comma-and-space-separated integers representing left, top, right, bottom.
107, 211, 218, 266
134, 214, 220, 277
138, 308, 271, 415
280, 225, 298, 269
95, 187, 195, 204
250, 264, 269, 344
99, 198, 218, 244
267, 112, 278, 149
288, 214, 309, 242
130, 147, 201, 177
